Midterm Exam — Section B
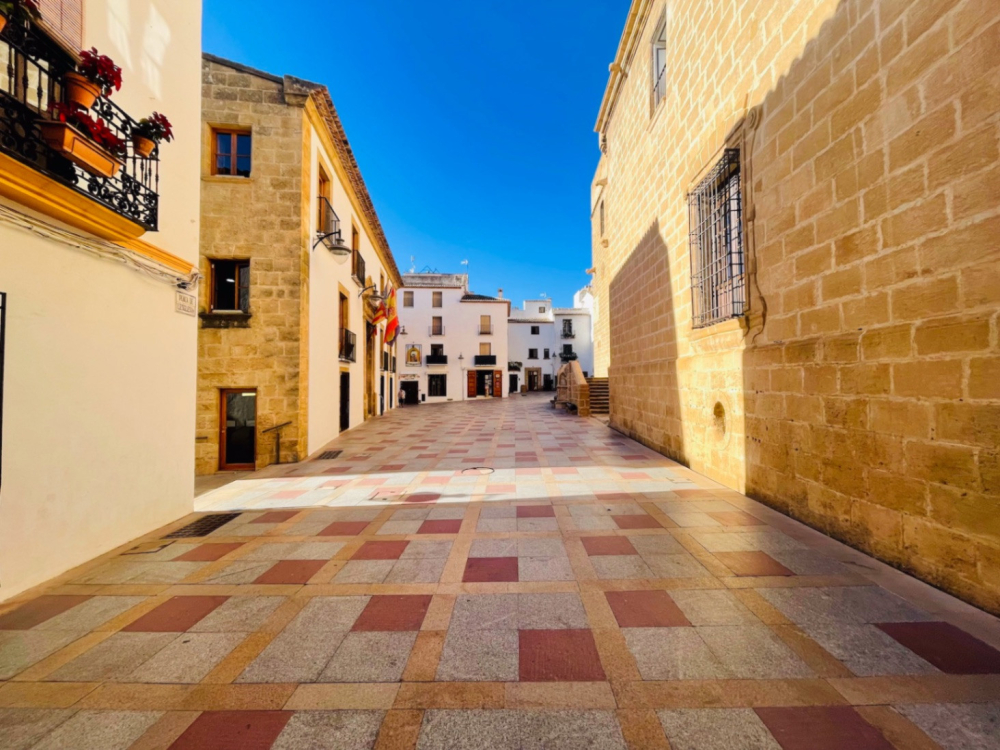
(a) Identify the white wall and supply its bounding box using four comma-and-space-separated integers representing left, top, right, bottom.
0, 0, 202, 602
554, 310, 594, 377
397, 285, 509, 401
508, 321, 558, 387
306, 126, 396, 454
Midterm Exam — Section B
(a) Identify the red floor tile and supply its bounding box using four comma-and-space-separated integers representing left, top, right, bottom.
252, 510, 298, 524
605, 590, 691, 628
463, 557, 519, 582
707, 511, 766, 526
550, 467, 578, 474
318, 521, 370, 536
124, 596, 229, 632
254, 560, 327, 584
581, 536, 637, 556
417, 519, 463, 534
379, 464, 406, 471
352, 541, 410, 560
174, 543, 243, 562
404, 492, 440, 504
612, 515, 662, 530
487, 484, 517, 493
754, 707, 893, 750
715, 551, 794, 576
422, 476, 450, 485
519, 629, 607, 681
168, 710, 293, 750
875, 622, 1000, 674
0, 595, 91, 630
352, 594, 433, 631
516, 506, 556, 518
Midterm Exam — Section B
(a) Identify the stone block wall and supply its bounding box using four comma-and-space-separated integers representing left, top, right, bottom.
196, 59, 308, 475
591, 0, 1000, 611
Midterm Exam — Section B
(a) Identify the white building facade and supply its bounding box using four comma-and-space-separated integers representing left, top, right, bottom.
397, 274, 510, 403
508, 295, 594, 392
0, 0, 203, 600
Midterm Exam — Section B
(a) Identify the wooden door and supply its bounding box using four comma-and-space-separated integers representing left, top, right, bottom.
340, 372, 350, 431
494, 370, 503, 397
467, 371, 477, 398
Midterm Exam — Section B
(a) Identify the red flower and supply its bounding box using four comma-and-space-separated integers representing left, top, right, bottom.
77, 48, 122, 97
49, 102, 126, 159
135, 111, 173, 143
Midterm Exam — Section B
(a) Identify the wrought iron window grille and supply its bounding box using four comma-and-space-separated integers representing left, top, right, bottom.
0, 20, 160, 230
688, 149, 746, 329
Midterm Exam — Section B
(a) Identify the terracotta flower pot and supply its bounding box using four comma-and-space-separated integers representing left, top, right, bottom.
38, 121, 123, 178
132, 135, 155, 158
63, 71, 101, 110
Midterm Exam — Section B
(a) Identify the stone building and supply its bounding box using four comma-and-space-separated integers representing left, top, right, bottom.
396, 273, 510, 402
590, 0, 1000, 611
0, 0, 202, 600
197, 55, 402, 475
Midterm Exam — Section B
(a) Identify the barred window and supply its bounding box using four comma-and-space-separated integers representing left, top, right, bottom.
688, 149, 745, 328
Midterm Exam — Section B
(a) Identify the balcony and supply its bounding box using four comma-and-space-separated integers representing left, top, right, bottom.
474, 355, 497, 366
339, 328, 356, 362
428, 326, 445, 336
0, 21, 159, 230
351, 250, 366, 284
561, 329, 576, 339
478, 324, 493, 335
559, 351, 577, 362
316, 197, 349, 255
426, 354, 448, 365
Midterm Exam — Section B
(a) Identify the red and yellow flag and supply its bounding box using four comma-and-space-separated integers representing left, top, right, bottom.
371, 294, 388, 325
384, 286, 400, 344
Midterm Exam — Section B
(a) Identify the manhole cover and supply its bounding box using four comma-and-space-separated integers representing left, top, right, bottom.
163, 513, 240, 538
461, 467, 494, 475
315, 450, 342, 460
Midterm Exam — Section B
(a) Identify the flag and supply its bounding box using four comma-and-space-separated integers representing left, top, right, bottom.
371, 294, 387, 326
384, 286, 400, 344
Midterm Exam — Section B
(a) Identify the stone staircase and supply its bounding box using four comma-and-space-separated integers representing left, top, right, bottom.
586, 377, 610, 414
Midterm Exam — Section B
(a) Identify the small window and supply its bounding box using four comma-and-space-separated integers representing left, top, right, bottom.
599, 200, 605, 236
652, 13, 667, 106
543, 348, 549, 359
351, 225, 360, 251
433, 291, 443, 308
479, 342, 491, 356
528, 348, 538, 360
403, 291, 414, 307
538, 306, 545, 313
530, 325, 539, 335
212, 129, 251, 176
210, 259, 250, 312
562, 344, 573, 355
689, 149, 746, 328
431, 316, 443, 335
317, 167, 330, 228
431, 343, 444, 356
479, 314, 491, 334
428, 374, 447, 397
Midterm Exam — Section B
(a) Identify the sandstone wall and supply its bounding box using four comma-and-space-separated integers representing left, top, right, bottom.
592, 0, 1000, 611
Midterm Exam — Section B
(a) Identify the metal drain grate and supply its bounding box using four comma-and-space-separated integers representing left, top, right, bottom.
163, 513, 240, 538
315, 450, 342, 460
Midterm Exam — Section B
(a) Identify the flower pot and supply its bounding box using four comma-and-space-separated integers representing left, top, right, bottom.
132, 135, 155, 157
63, 71, 101, 110
0, 15, 8, 35
38, 121, 123, 178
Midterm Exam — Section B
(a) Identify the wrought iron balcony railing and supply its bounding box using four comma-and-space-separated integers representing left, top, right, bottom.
561, 329, 576, 338
351, 249, 366, 284
474, 355, 496, 366
559, 351, 578, 362
339, 328, 356, 362
0, 20, 160, 230
426, 354, 448, 365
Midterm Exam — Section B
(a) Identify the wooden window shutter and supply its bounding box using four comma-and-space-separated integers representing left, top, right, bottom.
38, 0, 84, 56
467, 371, 477, 398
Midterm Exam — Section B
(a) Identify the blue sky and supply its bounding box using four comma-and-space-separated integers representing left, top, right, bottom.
203, 0, 630, 307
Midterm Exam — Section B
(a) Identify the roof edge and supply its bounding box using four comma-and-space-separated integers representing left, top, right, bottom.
202, 53, 283, 84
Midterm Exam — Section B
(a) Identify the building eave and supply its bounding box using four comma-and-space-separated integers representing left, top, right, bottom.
594, 0, 653, 135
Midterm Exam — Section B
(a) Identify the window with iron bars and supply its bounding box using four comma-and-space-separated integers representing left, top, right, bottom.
688, 149, 746, 329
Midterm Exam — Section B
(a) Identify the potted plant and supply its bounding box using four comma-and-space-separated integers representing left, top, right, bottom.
0, 0, 39, 34
40, 102, 126, 178
132, 112, 173, 157
64, 47, 121, 110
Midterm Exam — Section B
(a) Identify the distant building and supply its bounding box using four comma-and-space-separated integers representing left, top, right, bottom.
508, 295, 594, 392
397, 274, 510, 403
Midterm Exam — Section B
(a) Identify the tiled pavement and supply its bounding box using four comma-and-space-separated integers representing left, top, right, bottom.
1, 395, 999, 749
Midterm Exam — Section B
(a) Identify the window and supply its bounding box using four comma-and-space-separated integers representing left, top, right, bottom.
543, 348, 549, 359
688, 149, 745, 328
317, 167, 330, 228
432, 291, 443, 308
479, 314, 491, 334
428, 374, 447, 397
431, 344, 444, 356
479, 342, 491, 356
530, 325, 539, 335
431, 316, 443, 335
210, 260, 250, 312
538, 306, 545, 313
212, 129, 251, 176
599, 200, 605, 236
652, 13, 667, 105
528, 348, 538, 360
351, 225, 360, 251
403, 291, 414, 307
562, 344, 573, 355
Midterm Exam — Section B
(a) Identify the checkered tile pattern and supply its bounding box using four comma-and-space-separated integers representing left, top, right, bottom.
0, 395, 998, 749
